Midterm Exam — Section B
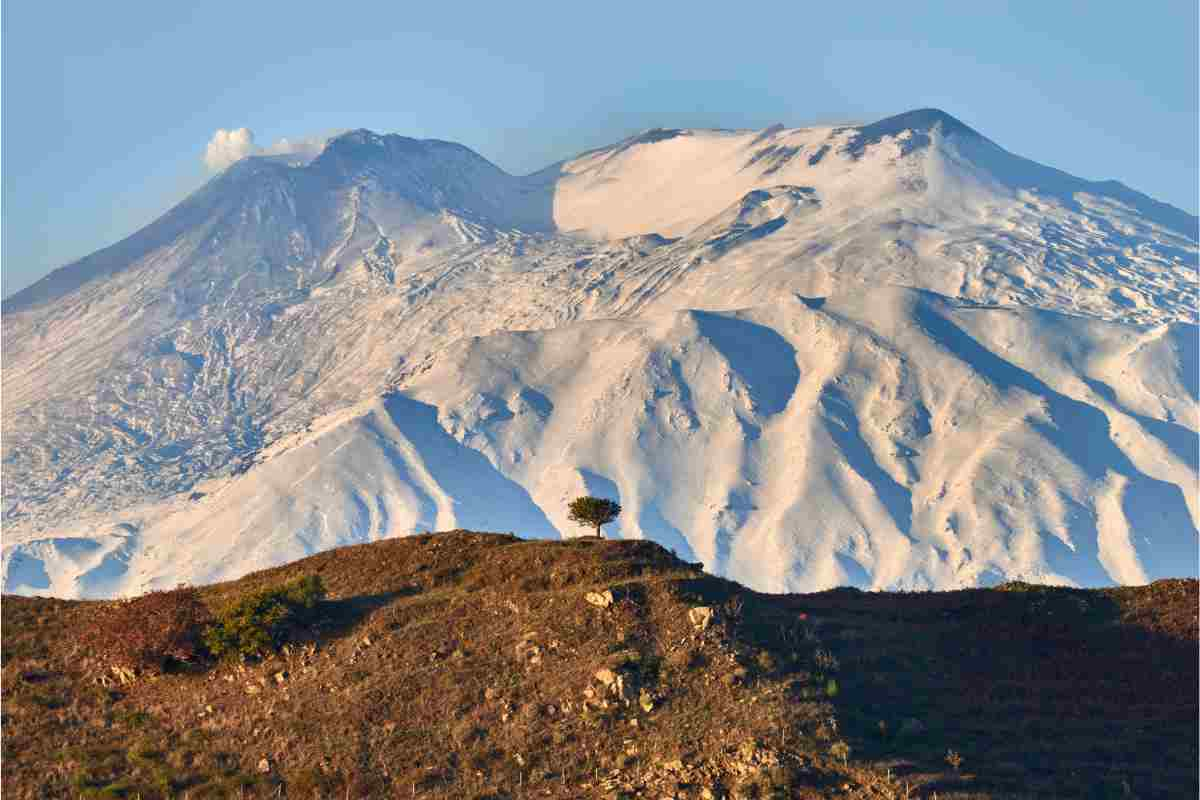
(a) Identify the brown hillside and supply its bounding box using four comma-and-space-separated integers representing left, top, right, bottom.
3, 532, 1196, 799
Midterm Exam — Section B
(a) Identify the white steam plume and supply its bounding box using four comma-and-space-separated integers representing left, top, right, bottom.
203, 128, 338, 172
203, 128, 257, 171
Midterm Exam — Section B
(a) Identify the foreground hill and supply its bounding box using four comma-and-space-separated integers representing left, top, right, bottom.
3, 531, 1196, 798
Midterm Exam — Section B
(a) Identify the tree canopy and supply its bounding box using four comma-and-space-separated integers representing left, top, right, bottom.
567, 496, 621, 538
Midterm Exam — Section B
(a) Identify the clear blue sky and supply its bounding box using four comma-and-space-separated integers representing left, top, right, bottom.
3, 1, 1196, 298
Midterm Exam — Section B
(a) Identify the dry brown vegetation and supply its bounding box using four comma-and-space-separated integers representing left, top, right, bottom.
78, 587, 210, 676
2, 531, 1196, 799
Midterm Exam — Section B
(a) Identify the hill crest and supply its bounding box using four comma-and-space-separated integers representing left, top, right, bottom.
3, 531, 1196, 798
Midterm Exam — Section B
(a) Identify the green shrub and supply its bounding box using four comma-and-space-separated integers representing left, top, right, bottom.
203, 575, 325, 659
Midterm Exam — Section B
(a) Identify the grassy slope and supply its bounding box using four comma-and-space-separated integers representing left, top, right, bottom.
2, 531, 1196, 799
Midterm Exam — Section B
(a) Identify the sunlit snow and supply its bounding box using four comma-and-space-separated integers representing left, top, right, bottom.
3, 110, 1196, 597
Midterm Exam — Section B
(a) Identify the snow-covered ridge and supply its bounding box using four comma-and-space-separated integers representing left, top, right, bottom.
3, 109, 1196, 597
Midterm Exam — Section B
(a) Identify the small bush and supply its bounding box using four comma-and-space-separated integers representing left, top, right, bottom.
82, 587, 209, 673
203, 575, 325, 659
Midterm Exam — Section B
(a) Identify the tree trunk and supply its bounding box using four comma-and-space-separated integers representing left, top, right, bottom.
595, 524, 603, 539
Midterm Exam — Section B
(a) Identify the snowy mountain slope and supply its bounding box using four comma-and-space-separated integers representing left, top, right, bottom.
4, 289, 1194, 596
555, 112, 1196, 323
3, 109, 1196, 597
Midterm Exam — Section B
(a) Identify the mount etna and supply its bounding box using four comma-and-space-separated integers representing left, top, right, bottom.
3, 109, 1197, 598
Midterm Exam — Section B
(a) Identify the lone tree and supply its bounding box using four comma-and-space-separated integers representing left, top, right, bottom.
568, 496, 622, 538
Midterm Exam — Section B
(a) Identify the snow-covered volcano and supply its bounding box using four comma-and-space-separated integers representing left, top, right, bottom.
3, 109, 1196, 597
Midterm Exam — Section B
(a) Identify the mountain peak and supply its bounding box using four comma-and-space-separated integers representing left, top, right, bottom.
869, 108, 979, 136
326, 128, 385, 146
317, 128, 402, 161
313, 128, 492, 170
842, 108, 982, 159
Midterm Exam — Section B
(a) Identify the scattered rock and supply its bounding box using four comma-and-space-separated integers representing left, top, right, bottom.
688, 606, 716, 632
594, 667, 638, 704
110, 665, 137, 686
594, 668, 618, 688
586, 589, 615, 608
245, 684, 261, 696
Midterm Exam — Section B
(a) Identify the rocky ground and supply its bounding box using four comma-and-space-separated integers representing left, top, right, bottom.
3, 531, 1197, 798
